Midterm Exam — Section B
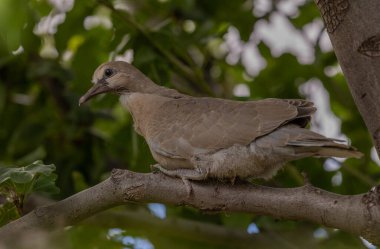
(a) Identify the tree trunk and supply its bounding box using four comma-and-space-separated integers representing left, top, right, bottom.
314, 0, 380, 154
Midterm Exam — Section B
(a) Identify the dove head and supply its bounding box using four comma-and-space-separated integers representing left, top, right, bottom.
79, 61, 155, 106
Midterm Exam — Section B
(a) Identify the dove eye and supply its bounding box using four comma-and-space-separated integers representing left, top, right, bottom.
104, 68, 114, 78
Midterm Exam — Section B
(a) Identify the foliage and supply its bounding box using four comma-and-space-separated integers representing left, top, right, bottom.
0, 160, 58, 225
0, 0, 378, 248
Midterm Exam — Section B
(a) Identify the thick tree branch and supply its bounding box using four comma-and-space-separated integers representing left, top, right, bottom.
20, 195, 329, 248
314, 0, 380, 155
1, 169, 379, 245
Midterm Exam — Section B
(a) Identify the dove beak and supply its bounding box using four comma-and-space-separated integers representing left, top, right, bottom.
79, 81, 111, 106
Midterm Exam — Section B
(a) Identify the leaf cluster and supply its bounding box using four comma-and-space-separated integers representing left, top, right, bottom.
0, 160, 58, 225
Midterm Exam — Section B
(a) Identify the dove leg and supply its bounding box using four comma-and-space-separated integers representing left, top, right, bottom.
151, 164, 208, 196
151, 164, 208, 180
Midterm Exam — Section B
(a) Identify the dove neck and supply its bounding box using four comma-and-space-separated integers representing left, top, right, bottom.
128, 74, 185, 99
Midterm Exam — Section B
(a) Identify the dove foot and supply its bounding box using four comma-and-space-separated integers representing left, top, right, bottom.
151, 164, 208, 180
151, 164, 208, 196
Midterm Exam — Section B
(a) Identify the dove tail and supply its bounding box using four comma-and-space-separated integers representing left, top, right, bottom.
313, 146, 362, 158
290, 143, 363, 159
236, 124, 362, 180
283, 126, 363, 159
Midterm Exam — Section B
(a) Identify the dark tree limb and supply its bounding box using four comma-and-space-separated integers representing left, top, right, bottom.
1, 169, 379, 245
314, 0, 380, 155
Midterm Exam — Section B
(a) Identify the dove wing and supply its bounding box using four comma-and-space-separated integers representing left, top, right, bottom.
145, 97, 315, 160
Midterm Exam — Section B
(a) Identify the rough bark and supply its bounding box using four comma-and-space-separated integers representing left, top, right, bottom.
1, 169, 379, 245
314, 0, 380, 155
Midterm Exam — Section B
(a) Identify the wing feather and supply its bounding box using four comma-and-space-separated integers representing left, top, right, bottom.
146, 98, 315, 159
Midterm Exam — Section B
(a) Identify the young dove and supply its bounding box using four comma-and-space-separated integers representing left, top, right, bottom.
79, 61, 362, 185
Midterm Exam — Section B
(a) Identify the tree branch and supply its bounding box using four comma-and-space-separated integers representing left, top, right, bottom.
1, 169, 379, 245
313, 0, 380, 155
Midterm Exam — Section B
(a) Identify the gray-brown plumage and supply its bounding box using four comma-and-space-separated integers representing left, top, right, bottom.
79, 61, 362, 182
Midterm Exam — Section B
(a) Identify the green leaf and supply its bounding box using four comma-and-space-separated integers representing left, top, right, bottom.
0, 202, 20, 226
9, 170, 33, 184
0, 160, 59, 224
0, 160, 59, 199
0, 160, 56, 185
33, 173, 60, 195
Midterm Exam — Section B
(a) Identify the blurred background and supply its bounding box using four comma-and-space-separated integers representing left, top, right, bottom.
0, 0, 379, 248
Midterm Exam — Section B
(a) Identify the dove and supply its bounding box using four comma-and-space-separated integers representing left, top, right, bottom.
79, 61, 362, 185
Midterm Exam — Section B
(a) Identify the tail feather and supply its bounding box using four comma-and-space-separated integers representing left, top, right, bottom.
316, 146, 363, 158
291, 144, 363, 159
271, 124, 363, 159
